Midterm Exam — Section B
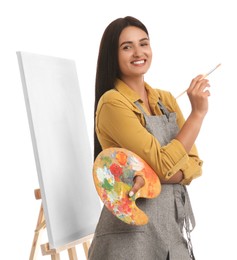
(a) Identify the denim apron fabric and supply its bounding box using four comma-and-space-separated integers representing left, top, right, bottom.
88, 100, 196, 260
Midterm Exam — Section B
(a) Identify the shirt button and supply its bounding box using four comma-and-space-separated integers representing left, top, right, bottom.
167, 172, 172, 176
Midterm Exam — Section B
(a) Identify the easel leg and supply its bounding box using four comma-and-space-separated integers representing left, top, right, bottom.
83, 241, 90, 260
31, 189, 91, 260
29, 202, 46, 260
68, 247, 78, 260
51, 254, 60, 260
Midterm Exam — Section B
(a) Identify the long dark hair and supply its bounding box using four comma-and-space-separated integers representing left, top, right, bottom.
94, 16, 149, 160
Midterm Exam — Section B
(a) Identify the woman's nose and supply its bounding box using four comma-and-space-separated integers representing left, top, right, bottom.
133, 46, 142, 57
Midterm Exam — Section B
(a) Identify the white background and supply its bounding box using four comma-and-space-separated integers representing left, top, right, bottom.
0, 0, 236, 259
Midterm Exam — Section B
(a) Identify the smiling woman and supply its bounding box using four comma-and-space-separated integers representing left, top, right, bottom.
89, 16, 210, 260
1, 0, 236, 259
118, 26, 153, 114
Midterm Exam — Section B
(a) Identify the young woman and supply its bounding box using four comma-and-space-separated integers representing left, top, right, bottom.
89, 16, 210, 260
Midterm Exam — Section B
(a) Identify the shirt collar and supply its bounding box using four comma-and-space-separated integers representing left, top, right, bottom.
114, 78, 160, 105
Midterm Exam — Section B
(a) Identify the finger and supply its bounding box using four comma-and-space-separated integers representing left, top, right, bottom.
194, 80, 210, 95
188, 75, 205, 90
189, 79, 209, 95
202, 84, 211, 96
129, 175, 145, 197
199, 74, 207, 80
199, 82, 210, 93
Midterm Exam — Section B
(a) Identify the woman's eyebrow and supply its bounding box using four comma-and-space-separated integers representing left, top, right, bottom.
119, 41, 133, 47
140, 37, 149, 42
119, 37, 149, 47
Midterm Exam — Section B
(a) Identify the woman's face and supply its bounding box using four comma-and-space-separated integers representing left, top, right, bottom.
118, 26, 152, 80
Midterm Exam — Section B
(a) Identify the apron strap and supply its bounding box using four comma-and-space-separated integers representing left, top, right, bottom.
175, 185, 196, 259
134, 101, 147, 116
134, 100, 170, 119
158, 100, 170, 119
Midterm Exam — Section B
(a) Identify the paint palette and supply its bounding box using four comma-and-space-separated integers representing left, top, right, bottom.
93, 147, 161, 225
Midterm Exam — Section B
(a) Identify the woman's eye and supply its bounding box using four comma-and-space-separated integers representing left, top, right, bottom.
141, 42, 149, 47
123, 45, 132, 50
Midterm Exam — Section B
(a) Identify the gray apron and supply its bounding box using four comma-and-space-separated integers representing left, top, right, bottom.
89, 100, 196, 260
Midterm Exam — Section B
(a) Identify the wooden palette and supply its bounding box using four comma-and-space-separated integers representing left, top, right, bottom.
93, 147, 161, 225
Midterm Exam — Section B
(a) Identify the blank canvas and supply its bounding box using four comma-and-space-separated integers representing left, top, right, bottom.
17, 51, 101, 249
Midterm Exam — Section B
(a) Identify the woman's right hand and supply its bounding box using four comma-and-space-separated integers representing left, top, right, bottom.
175, 74, 211, 153
186, 74, 210, 118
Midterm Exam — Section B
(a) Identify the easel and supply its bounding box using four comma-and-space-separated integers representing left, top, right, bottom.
29, 189, 93, 260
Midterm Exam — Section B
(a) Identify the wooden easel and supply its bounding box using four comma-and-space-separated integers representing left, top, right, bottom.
29, 189, 92, 260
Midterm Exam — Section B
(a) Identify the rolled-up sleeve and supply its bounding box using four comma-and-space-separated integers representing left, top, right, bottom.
180, 146, 203, 185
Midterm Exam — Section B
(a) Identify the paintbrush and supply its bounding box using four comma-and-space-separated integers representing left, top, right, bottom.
176, 63, 221, 99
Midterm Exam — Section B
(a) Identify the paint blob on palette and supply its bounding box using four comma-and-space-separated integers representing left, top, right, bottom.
93, 147, 161, 225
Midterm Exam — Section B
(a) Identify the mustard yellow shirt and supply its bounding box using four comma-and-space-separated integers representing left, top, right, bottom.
95, 79, 203, 185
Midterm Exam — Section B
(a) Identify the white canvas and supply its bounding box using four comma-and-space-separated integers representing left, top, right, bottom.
17, 51, 101, 249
